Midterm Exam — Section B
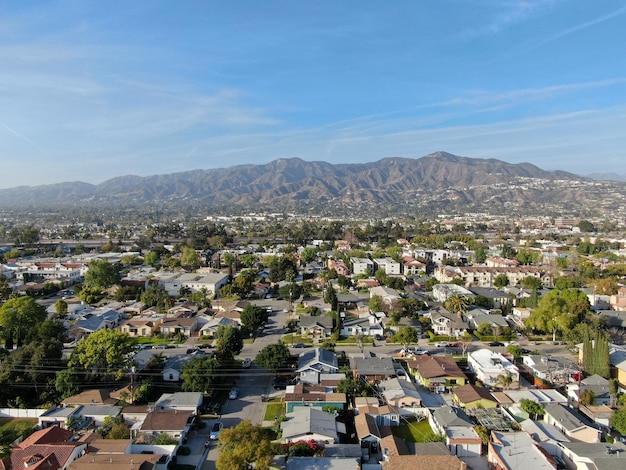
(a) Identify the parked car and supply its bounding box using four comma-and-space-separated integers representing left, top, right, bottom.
374, 334, 385, 341
228, 388, 239, 399
209, 422, 223, 440
273, 380, 290, 390
242, 358, 252, 368
291, 343, 306, 348
413, 348, 430, 355
488, 341, 505, 347
435, 341, 450, 348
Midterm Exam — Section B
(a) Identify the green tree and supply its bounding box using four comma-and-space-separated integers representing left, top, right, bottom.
520, 399, 544, 420
580, 389, 596, 406
54, 299, 68, 318
495, 371, 514, 390
215, 325, 243, 360
578, 220, 596, 232
181, 246, 201, 270
0, 296, 46, 348
84, 259, 121, 290
68, 329, 133, 380
77, 285, 105, 305
493, 274, 509, 288
583, 329, 610, 378
233, 270, 256, 297
141, 285, 170, 309
180, 355, 219, 393
521, 276, 543, 290
240, 304, 269, 332
144, 251, 160, 267
369, 295, 384, 313
610, 407, 626, 435
324, 284, 338, 311
476, 323, 493, 336
254, 343, 292, 373
55, 368, 81, 398
300, 247, 318, 264
525, 289, 591, 341
0, 277, 12, 301
279, 283, 302, 304
392, 326, 419, 348
216, 420, 273, 470
444, 295, 470, 317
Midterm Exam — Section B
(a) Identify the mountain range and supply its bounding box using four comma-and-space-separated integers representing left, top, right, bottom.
1, 151, 625, 217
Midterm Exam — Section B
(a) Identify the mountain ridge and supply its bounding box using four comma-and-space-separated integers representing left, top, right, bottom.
1, 151, 623, 217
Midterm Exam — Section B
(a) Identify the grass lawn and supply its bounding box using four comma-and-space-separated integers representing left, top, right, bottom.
392, 418, 440, 443
0, 418, 38, 442
263, 402, 285, 421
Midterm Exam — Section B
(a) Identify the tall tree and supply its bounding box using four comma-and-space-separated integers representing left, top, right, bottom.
216, 420, 273, 470
68, 329, 133, 380
444, 295, 470, 318
180, 355, 219, 393
525, 289, 591, 341
215, 325, 243, 360
84, 259, 121, 290
0, 296, 46, 348
254, 343, 292, 373
240, 305, 269, 332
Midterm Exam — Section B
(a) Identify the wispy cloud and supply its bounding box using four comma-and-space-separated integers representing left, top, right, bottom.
540, 4, 626, 45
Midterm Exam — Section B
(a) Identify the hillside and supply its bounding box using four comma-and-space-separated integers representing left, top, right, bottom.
1, 151, 624, 217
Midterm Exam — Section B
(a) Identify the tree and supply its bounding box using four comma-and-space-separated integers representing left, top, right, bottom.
493, 274, 509, 288
324, 284, 338, 311
591, 278, 619, 295
84, 259, 121, 290
610, 407, 626, 436
77, 285, 105, 305
215, 325, 243, 360
583, 329, 610, 378
0, 277, 11, 301
240, 305, 269, 332
68, 329, 133, 379
300, 247, 318, 264
392, 326, 419, 348
254, 343, 292, 373
520, 276, 543, 290
233, 270, 255, 297
368, 295, 384, 313
0, 296, 46, 349
54, 299, 68, 318
476, 323, 493, 337
141, 285, 169, 309
519, 399, 544, 420
578, 220, 596, 232
279, 283, 302, 304
525, 288, 591, 341
144, 251, 160, 267
180, 355, 219, 393
216, 420, 273, 470
181, 246, 201, 270
580, 389, 596, 406
55, 368, 81, 398
444, 294, 470, 317
495, 371, 514, 390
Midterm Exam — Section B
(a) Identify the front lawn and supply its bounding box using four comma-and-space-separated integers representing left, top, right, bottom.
392, 418, 441, 443
0, 418, 37, 443
264, 401, 285, 421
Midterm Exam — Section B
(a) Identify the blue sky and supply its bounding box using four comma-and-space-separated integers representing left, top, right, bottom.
2, 0, 626, 189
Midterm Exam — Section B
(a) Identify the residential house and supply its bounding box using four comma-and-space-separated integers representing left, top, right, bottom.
280, 406, 338, 444
369, 285, 402, 305
381, 454, 467, 470
488, 431, 557, 470
162, 354, 196, 382
351, 356, 396, 383
299, 314, 334, 338
468, 287, 511, 309
134, 409, 193, 442
432, 284, 475, 303
2, 426, 86, 470
519, 419, 570, 458
434, 265, 552, 289
159, 317, 199, 338
453, 384, 498, 409
610, 286, 626, 311
377, 377, 422, 409
543, 404, 601, 444
297, 348, 339, 385
408, 355, 468, 392
68, 453, 164, 470
61, 389, 117, 406
340, 314, 384, 338
283, 382, 346, 413
579, 404, 614, 431
558, 441, 626, 469
39, 407, 82, 429
610, 346, 626, 389
120, 316, 162, 338
401, 255, 426, 276
328, 258, 350, 277
429, 405, 474, 436
373, 257, 401, 276
77, 405, 122, 427
69, 308, 121, 340
446, 426, 483, 458
567, 374, 611, 406
354, 412, 382, 453
153, 392, 203, 414
464, 309, 511, 333
429, 306, 469, 338
199, 317, 238, 337
468, 349, 519, 388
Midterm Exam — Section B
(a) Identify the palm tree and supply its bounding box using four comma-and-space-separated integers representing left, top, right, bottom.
495, 371, 514, 390
444, 295, 470, 318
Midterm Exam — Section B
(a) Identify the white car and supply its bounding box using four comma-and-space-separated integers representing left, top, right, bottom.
209, 421, 223, 440
242, 358, 252, 368
229, 388, 239, 400
435, 341, 450, 348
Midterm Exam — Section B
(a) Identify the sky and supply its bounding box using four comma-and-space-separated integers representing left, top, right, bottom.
1, 0, 626, 189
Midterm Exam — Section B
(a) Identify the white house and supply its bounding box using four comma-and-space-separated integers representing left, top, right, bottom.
468, 349, 519, 387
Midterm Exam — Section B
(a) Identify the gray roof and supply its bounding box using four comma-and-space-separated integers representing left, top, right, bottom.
351, 356, 395, 377
78, 404, 122, 417
544, 404, 593, 432
599, 310, 626, 328
559, 441, 626, 470
432, 405, 473, 428
154, 392, 203, 410
378, 377, 422, 403
300, 314, 334, 329
581, 374, 610, 399
298, 348, 338, 373
281, 406, 338, 442
468, 287, 509, 299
